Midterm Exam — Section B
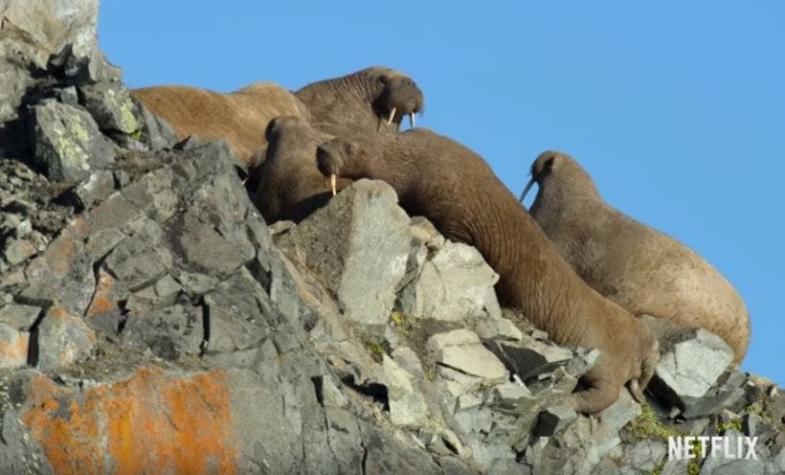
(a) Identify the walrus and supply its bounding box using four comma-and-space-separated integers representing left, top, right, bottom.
314, 130, 660, 414
520, 151, 750, 364
295, 66, 424, 137
252, 116, 354, 223
133, 66, 424, 171
133, 82, 308, 169
250, 67, 424, 221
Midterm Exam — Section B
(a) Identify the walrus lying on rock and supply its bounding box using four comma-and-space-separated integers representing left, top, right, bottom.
315, 130, 659, 414
252, 67, 423, 222
133, 66, 424, 171
133, 82, 308, 168
295, 66, 424, 137
521, 151, 750, 364
252, 116, 355, 223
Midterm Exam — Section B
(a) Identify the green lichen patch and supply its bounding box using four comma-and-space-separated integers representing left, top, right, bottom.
626, 403, 685, 442
362, 335, 392, 363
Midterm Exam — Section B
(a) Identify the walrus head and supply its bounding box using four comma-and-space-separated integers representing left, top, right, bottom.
372, 70, 424, 129
519, 151, 599, 203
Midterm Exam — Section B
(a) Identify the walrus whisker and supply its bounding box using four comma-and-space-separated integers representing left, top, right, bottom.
519, 176, 536, 203
387, 107, 397, 125
330, 174, 337, 196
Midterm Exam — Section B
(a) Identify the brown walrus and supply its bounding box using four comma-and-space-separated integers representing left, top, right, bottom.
520, 151, 750, 364
133, 82, 308, 168
295, 66, 424, 137
252, 116, 353, 223
251, 67, 424, 223
314, 129, 659, 414
133, 66, 424, 171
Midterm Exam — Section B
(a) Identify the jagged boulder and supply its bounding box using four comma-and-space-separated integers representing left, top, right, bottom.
1, 0, 783, 473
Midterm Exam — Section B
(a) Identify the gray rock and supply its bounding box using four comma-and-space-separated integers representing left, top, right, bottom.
0, 303, 41, 330
487, 338, 574, 382
123, 304, 203, 359
473, 316, 523, 342
427, 329, 507, 381
391, 346, 424, 377
78, 81, 140, 134
0, 323, 28, 369
653, 329, 734, 408
0, 406, 54, 474
398, 241, 500, 322
533, 391, 642, 475
682, 370, 748, 419
535, 404, 578, 436
2, 238, 36, 265
31, 100, 116, 182
493, 381, 532, 402
618, 440, 667, 474
138, 102, 178, 150
380, 355, 429, 427
0, 0, 100, 64
53, 86, 79, 105
84, 227, 125, 259
35, 307, 96, 370
277, 179, 410, 327
488, 459, 530, 475
203, 268, 272, 353
770, 448, 785, 474
699, 431, 765, 475
70, 170, 115, 210
176, 211, 251, 276
20, 220, 96, 316
104, 236, 172, 292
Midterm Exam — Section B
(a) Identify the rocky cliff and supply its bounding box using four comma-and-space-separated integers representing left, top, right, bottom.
0, 1, 783, 474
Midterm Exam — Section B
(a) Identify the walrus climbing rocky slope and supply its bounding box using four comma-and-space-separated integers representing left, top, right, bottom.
133, 82, 308, 169
521, 151, 750, 364
314, 129, 660, 414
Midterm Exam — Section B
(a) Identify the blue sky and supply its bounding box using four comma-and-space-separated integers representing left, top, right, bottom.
99, 2, 784, 385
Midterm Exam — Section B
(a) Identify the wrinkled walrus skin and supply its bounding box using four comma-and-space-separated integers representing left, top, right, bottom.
295, 66, 423, 138
315, 129, 660, 414
133, 82, 309, 169
523, 151, 750, 364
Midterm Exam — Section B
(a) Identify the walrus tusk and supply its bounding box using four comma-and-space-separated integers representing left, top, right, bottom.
387, 107, 397, 125
628, 379, 646, 403
519, 176, 536, 203
409, 113, 415, 128
330, 174, 337, 196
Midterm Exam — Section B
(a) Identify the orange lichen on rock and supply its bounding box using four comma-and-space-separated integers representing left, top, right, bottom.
22, 367, 238, 475
45, 217, 91, 276
85, 270, 118, 317
0, 327, 29, 369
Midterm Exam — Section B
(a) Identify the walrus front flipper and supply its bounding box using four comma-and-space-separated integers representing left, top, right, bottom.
627, 379, 646, 403
567, 378, 621, 415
